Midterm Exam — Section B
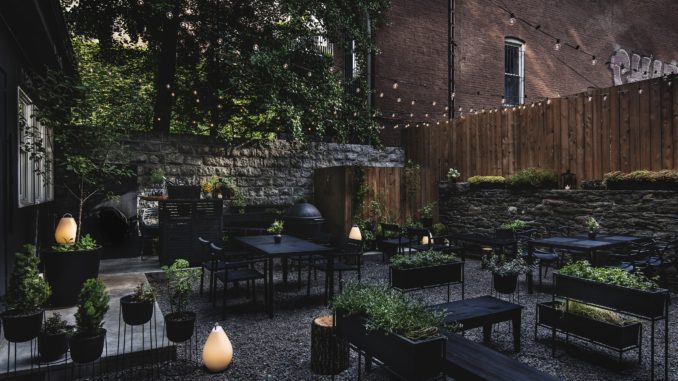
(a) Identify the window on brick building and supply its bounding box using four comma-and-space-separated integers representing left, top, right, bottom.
504, 38, 524, 106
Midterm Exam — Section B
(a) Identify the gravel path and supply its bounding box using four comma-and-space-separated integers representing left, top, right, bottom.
116, 256, 676, 381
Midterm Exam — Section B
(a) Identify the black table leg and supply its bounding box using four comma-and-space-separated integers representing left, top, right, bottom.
482, 324, 492, 342
268, 258, 274, 318
527, 243, 535, 294
512, 313, 521, 352
282, 257, 289, 285
327, 255, 335, 303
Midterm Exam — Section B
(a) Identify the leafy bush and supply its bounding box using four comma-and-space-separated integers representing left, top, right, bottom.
331, 283, 449, 341
431, 223, 446, 236
51, 234, 98, 252
558, 261, 658, 291
604, 170, 678, 188
500, 219, 528, 230
482, 254, 531, 276
580, 180, 605, 190
391, 250, 458, 270
584, 217, 600, 232
507, 168, 558, 189
131, 282, 155, 303
43, 313, 73, 335
162, 259, 200, 317
467, 176, 506, 188
556, 300, 631, 326
5, 244, 51, 313
447, 168, 461, 182
355, 219, 375, 243
75, 278, 110, 336
267, 220, 284, 234
418, 202, 436, 219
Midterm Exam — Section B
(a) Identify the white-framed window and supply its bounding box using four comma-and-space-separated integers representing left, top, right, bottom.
17, 87, 53, 207
504, 38, 525, 106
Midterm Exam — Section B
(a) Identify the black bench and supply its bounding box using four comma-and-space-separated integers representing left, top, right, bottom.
443, 333, 561, 381
432, 295, 523, 351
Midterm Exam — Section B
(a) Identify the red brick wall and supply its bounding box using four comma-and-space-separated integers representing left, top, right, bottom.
376, 0, 678, 145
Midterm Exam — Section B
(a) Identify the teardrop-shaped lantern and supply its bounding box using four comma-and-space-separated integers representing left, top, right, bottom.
202, 323, 233, 372
54, 213, 77, 245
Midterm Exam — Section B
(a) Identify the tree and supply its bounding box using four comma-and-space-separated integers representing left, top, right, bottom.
62, 0, 391, 144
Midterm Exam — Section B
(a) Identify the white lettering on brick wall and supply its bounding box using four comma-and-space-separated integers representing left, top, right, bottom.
609, 49, 678, 85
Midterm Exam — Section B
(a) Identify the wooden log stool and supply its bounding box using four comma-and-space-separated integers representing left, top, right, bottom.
310, 315, 349, 375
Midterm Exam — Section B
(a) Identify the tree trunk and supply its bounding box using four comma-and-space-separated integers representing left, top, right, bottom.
152, 16, 180, 134
310, 315, 349, 375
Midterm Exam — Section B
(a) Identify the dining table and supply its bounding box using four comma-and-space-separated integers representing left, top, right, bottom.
235, 234, 334, 317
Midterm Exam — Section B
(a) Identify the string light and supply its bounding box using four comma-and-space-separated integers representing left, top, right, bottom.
588, 96, 592, 102
379, 92, 384, 98
411, 100, 416, 105
638, 88, 643, 95
554, 39, 561, 51
193, 90, 198, 95
307, 72, 312, 77
431, 101, 437, 106
509, 13, 516, 25
282, 63, 289, 69
409, 113, 414, 117
355, 88, 361, 94
397, 97, 402, 103
501, 96, 505, 104
166, 84, 171, 89
591, 56, 597, 65
392, 82, 399, 89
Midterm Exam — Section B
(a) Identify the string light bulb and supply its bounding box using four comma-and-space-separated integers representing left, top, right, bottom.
355, 88, 361, 94
282, 63, 289, 69
509, 13, 516, 25
411, 100, 416, 105
392, 82, 399, 90
554, 39, 561, 51
591, 56, 597, 65
431, 101, 437, 106
501, 96, 505, 104
379, 92, 384, 98
397, 97, 402, 103
307, 71, 312, 77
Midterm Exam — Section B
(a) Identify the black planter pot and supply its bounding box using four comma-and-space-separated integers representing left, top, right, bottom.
537, 302, 641, 350
587, 231, 597, 240
390, 262, 463, 290
274, 234, 282, 244
421, 218, 433, 228
69, 329, 106, 363
167, 185, 201, 199
553, 273, 669, 319
120, 295, 154, 326
2, 310, 43, 342
334, 311, 445, 381
38, 331, 69, 361
165, 312, 196, 343
494, 228, 515, 241
493, 273, 518, 294
43, 246, 102, 307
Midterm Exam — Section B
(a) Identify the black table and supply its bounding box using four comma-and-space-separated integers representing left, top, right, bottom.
445, 233, 518, 256
432, 295, 523, 352
236, 235, 333, 317
526, 234, 647, 293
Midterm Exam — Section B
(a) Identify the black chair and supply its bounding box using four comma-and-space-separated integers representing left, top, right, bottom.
520, 228, 560, 286
198, 237, 219, 301
378, 223, 409, 261
309, 239, 363, 304
210, 243, 268, 319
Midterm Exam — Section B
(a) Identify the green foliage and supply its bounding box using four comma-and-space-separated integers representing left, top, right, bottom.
482, 254, 531, 276
418, 202, 436, 219
352, 167, 368, 215
404, 160, 421, 199
604, 170, 678, 188
500, 219, 528, 230
507, 168, 558, 189
75, 278, 110, 336
229, 191, 247, 214
131, 282, 155, 303
583, 217, 600, 232
162, 259, 200, 316
559, 260, 658, 291
580, 179, 605, 190
431, 223, 446, 236
368, 200, 382, 224
267, 220, 285, 234
5, 245, 51, 313
150, 168, 165, 185
391, 250, 457, 270
331, 283, 450, 341
556, 300, 630, 326
355, 219, 375, 243
447, 168, 460, 182
404, 219, 423, 230
467, 176, 506, 187
51, 234, 98, 252
43, 313, 74, 335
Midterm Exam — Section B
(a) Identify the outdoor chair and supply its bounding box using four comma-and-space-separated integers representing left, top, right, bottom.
210, 242, 268, 319
378, 223, 409, 261
521, 227, 561, 286
308, 238, 363, 304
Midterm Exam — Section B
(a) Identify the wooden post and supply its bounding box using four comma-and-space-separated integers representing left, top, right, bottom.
310, 315, 349, 375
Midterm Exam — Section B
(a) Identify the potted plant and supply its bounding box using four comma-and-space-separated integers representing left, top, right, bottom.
69, 278, 110, 363
120, 282, 155, 326
38, 313, 73, 362
390, 250, 463, 290
584, 217, 600, 239
447, 168, 461, 182
331, 283, 450, 380
267, 220, 284, 243
467, 176, 507, 190
1, 244, 51, 342
496, 219, 528, 240
162, 259, 200, 343
482, 254, 530, 294
418, 202, 436, 228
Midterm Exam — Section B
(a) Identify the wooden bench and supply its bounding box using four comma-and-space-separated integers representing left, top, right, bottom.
443, 332, 560, 381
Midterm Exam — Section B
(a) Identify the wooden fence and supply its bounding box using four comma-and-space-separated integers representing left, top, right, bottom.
403, 76, 678, 185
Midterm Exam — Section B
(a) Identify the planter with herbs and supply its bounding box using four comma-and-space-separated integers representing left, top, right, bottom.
418, 202, 436, 228
331, 284, 448, 381
556, 261, 669, 319
267, 220, 284, 244
44, 234, 102, 307
38, 313, 73, 362
1, 244, 51, 343
69, 278, 110, 363
162, 259, 200, 343
120, 283, 155, 326
604, 170, 678, 190
467, 176, 506, 190
390, 250, 463, 292
536, 300, 641, 351
483, 254, 531, 295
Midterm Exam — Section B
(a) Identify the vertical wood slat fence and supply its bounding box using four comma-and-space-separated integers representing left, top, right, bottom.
402, 76, 678, 186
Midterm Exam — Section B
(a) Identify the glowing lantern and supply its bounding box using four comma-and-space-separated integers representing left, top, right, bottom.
202, 324, 233, 372
348, 225, 362, 241
421, 233, 433, 245
54, 214, 77, 245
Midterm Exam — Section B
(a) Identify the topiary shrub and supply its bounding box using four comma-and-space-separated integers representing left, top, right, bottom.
604, 169, 678, 190
467, 176, 506, 189
507, 168, 558, 190
5, 244, 51, 314
74, 278, 110, 336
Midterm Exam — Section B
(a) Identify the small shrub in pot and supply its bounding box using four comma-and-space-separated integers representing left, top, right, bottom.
38, 313, 73, 362
162, 259, 200, 342
482, 254, 531, 294
267, 220, 284, 243
69, 278, 110, 363
120, 282, 155, 326
2, 244, 51, 343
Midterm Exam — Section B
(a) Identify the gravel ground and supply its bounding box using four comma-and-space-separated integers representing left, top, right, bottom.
112, 255, 676, 381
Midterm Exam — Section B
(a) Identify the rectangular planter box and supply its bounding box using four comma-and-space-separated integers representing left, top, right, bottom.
390, 261, 463, 290
537, 302, 641, 350
553, 273, 668, 319
335, 311, 445, 381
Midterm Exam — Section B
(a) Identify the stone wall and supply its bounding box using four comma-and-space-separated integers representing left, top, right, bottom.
111, 134, 405, 206
439, 182, 678, 238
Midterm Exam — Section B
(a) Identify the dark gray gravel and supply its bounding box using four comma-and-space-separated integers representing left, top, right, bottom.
118, 256, 676, 381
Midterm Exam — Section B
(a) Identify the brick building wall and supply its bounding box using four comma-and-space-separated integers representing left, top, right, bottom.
375, 0, 678, 144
